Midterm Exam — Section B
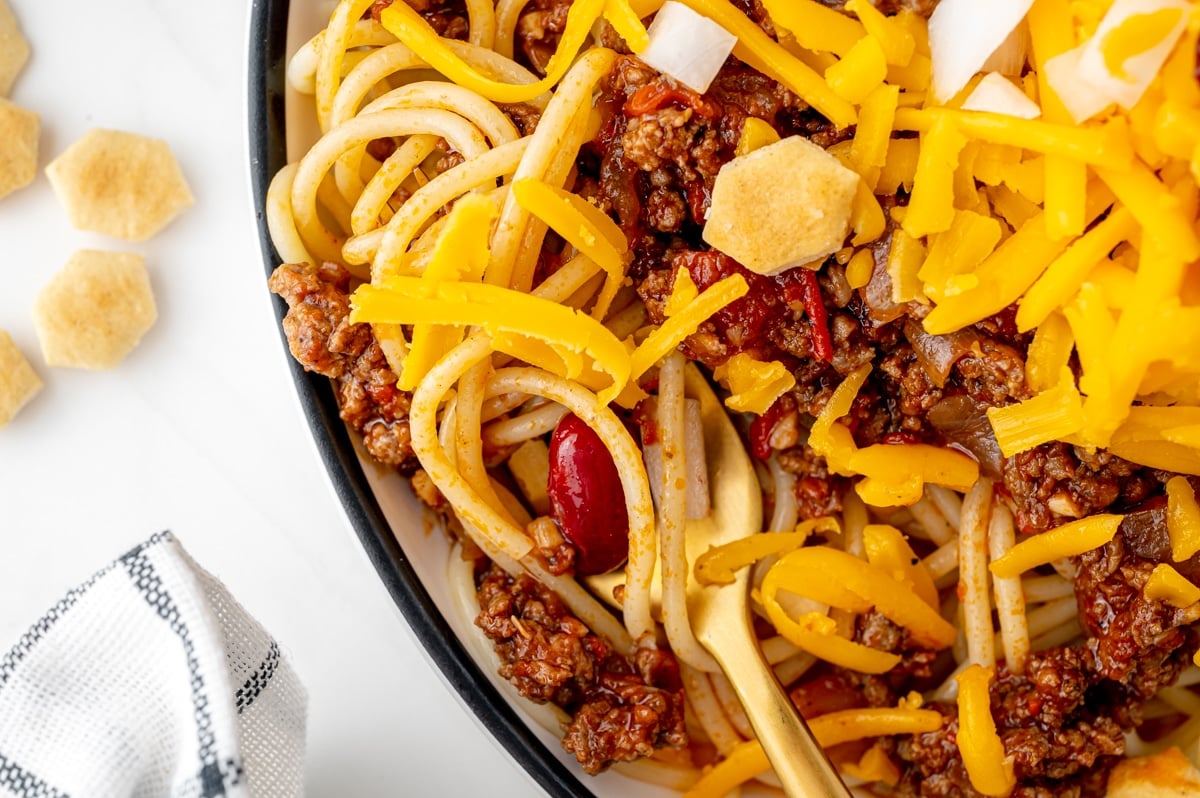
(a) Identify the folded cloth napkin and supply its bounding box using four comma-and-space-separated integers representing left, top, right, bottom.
0, 531, 306, 798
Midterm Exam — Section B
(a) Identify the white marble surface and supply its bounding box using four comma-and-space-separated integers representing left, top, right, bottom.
0, 1, 538, 794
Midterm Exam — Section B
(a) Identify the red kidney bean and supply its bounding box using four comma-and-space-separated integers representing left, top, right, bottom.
547, 414, 630, 575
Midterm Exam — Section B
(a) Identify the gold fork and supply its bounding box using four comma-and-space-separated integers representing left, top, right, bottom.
681, 365, 850, 797
590, 366, 850, 796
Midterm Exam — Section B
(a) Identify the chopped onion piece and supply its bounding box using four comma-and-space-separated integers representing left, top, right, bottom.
637, 0, 738, 94
1044, 44, 1116, 123
981, 23, 1030, 76
928, 0, 1035, 102
1076, 0, 1190, 110
961, 72, 1042, 119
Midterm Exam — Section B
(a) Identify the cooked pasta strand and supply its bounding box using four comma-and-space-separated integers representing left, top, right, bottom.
1021, 573, 1075, 604
352, 134, 439, 235
488, 48, 618, 290
481, 401, 568, 448
264, 164, 316, 265
681, 663, 745, 756
926, 484, 963, 530
959, 479, 995, 669
909, 495, 956, 545
658, 351, 722, 670
350, 137, 529, 270
988, 503, 1029, 675
292, 108, 489, 264
711, 670, 755, 740
484, 366, 657, 646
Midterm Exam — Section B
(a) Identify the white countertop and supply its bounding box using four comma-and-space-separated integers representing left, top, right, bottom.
0, 1, 537, 794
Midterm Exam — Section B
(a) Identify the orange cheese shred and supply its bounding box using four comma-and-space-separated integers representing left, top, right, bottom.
351, 278, 632, 403
989, 514, 1123, 579
379, 0, 604, 103
1143, 563, 1200, 608
683, 708, 942, 798
1167, 476, 1200, 561
763, 546, 958, 649
713, 352, 797, 415
695, 517, 840, 586
955, 665, 1016, 797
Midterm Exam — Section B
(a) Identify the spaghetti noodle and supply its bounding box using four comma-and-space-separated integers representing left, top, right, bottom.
265, 0, 1200, 794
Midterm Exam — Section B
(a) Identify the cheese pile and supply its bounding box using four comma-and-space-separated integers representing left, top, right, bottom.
811, 0, 1200, 477
666, 0, 1200, 480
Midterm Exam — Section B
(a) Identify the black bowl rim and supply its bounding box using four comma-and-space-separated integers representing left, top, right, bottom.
246, 2, 595, 794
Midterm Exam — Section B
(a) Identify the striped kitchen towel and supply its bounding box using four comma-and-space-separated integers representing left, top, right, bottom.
0, 531, 306, 798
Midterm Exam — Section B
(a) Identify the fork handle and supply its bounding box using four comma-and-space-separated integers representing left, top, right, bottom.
709, 620, 852, 798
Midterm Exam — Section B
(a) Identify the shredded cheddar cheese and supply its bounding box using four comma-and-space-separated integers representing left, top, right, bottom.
863, 523, 939, 608
628, 273, 749, 381
352, 277, 633, 404
1024, 312, 1075, 393
845, 248, 875, 289
987, 368, 1086, 457
919, 210, 1002, 302
714, 352, 797, 415
809, 363, 871, 475
844, 0, 915, 67
810, 705, 944, 747
1144, 562, 1200, 608
763, 546, 958, 649
759, 0, 865, 58
850, 83, 900, 191
904, 114, 967, 239
510, 178, 631, 321
1016, 207, 1139, 331
759, 606, 902, 673
893, 107, 1133, 166
956, 665, 1016, 797
602, 0, 650, 53
1167, 476, 1200, 561
663, 265, 699, 316
841, 744, 902, 786
380, 0, 606, 103
683, 708, 942, 798
682, 0, 857, 127
887, 227, 928, 303
825, 35, 888, 105
734, 116, 780, 156
989, 513, 1123, 579
397, 195, 497, 390
695, 517, 839, 585
850, 443, 979, 499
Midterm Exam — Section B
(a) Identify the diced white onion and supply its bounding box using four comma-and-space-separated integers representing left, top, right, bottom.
981, 22, 1030, 76
1044, 44, 1115, 123
961, 72, 1042, 119
636, 0, 738, 94
928, 0, 1035, 102
1075, 0, 1190, 110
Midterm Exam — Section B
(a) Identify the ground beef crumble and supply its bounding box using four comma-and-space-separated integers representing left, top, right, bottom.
268, 261, 418, 471
894, 532, 1197, 797
475, 564, 687, 773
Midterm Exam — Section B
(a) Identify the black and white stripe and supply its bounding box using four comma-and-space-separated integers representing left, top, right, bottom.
236, 641, 280, 715
0, 532, 170, 691
0, 752, 67, 798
